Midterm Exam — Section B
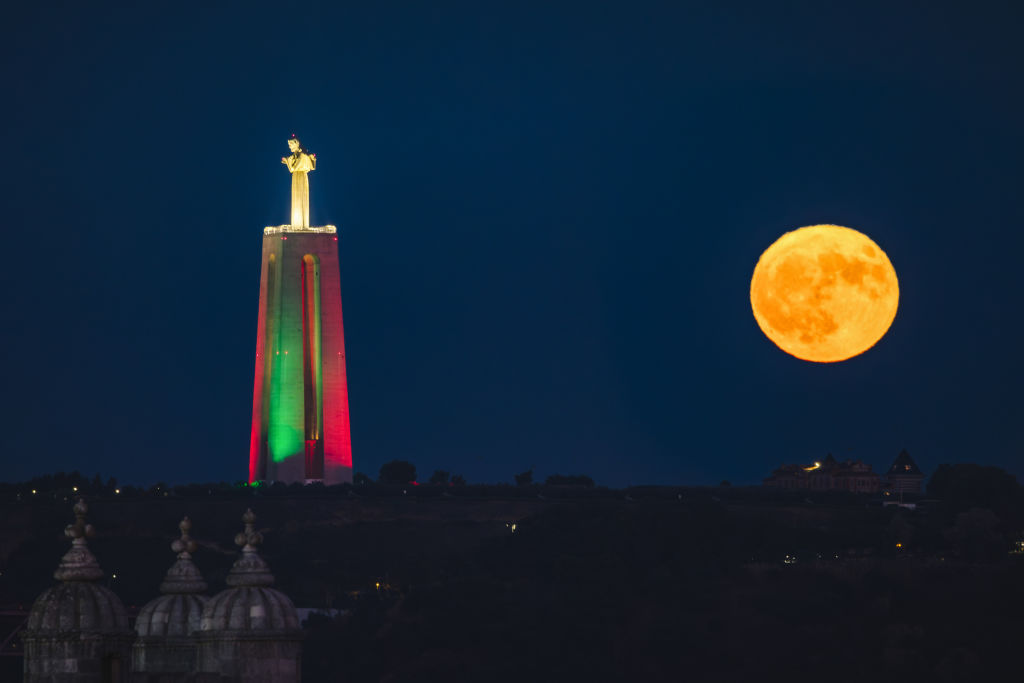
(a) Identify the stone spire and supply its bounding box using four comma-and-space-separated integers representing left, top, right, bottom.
158, 516, 208, 594
226, 508, 275, 587
54, 498, 104, 582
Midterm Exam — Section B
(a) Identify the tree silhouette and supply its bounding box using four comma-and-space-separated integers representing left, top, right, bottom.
945, 508, 1006, 561
514, 469, 534, 487
929, 463, 1024, 524
544, 474, 594, 488
379, 460, 417, 484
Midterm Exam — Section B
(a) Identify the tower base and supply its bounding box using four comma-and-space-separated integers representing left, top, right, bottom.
249, 225, 353, 485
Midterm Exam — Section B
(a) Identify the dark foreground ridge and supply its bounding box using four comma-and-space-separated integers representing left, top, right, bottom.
2, 470, 1024, 682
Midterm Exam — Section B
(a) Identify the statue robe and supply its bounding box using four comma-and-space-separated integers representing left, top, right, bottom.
285, 152, 316, 227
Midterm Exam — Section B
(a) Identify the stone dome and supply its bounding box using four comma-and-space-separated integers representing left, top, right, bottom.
27, 581, 129, 633
199, 508, 300, 634
195, 509, 303, 683
135, 517, 209, 638
201, 585, 299, 632
24, 499, 129, 635
21, 500, 134, 683
137, 592, 209, 637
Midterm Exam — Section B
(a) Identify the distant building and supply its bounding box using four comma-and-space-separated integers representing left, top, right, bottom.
886, 449, 925, 495
763, 454, 881, 493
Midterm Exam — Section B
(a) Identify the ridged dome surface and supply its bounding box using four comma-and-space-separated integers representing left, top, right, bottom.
136, 593, 209, 637
200, 586, 299, 632
27, 581, 128, 633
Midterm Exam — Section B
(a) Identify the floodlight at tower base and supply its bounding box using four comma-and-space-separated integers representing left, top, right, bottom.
249, 224, 353, 485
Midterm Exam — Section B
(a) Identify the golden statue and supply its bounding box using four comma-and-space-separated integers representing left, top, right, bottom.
281, 136, 316, 228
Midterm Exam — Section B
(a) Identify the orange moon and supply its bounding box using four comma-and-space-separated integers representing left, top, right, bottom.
750, 224, 899, 362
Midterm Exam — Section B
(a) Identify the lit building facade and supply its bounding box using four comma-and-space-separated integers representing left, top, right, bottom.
763, 454, 881, 493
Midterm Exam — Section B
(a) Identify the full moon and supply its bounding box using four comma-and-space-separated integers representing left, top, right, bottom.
750, 224, 899, 362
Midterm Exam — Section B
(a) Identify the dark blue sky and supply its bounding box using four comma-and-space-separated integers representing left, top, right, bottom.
2, 1, 1022, 486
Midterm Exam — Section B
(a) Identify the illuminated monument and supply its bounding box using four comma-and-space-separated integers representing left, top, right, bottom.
248, 136, 353, 484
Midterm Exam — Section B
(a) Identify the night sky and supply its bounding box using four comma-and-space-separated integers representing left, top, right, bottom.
3, 1, 1022, 487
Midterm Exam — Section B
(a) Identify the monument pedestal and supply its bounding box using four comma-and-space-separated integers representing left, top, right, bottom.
249, 225, 352, 484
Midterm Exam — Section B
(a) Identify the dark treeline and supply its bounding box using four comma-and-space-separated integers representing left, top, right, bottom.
0, 461, 599, 502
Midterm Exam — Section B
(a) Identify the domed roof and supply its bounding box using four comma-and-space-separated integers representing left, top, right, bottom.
23, 499, 129, 636
137, 593, 208, 637
200, 509, 300, 634
201, 585, 299, 632
28, 582, 129, 633
136, 517, 209, 638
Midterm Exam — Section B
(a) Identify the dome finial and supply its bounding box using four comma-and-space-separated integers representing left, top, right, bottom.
234, 508, 263, 551
172, 516, 199, 557
226, 508, 274, 587
54, 498, 104, 582
66, 498, 95, 541
159, 516, 208, 594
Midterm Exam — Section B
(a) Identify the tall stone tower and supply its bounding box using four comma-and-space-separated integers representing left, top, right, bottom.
249, 136, 353, 484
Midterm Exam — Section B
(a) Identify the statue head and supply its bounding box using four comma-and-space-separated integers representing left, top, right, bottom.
288, 136, 302, 153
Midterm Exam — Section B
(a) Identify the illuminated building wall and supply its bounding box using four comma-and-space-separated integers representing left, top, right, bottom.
249, 227, 352, 484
